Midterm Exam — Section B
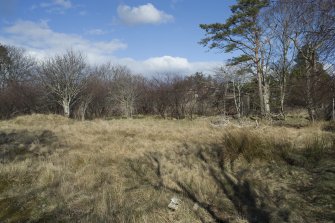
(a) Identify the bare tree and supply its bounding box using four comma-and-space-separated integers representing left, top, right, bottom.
40, 50, 87, 117
232, 67, 252, 118
186, 72, 216, 118
0, 44, 39, 118
215, 65, 251, 118
76, 84, 93, 121
150, 74, 174, 118
0, 44, 11, 90
265, 1, 296, 116
214, 66, 232, 116
109, 65, 141, 118
149, 74, 194, 119
170, 75, 192, 119
0, 44, 36, 89
287, 0, 335, 121
89, 62, 115, 118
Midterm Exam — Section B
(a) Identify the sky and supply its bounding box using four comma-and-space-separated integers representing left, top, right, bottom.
0, 0, 236, 76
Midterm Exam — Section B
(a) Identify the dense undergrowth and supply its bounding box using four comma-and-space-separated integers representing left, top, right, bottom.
0, 114, 334, 222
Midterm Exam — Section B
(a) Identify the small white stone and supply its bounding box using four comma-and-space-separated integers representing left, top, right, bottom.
168, 196, 180, 211
192, 203, 199, 211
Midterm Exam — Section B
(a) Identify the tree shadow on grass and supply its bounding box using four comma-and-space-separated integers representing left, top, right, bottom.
116, 134, 335, 223
0, 186, 63, 223
0, 129, 58, 163
0, 129, 87, 223
201, 152, 271, 223
124, 145, 273, 223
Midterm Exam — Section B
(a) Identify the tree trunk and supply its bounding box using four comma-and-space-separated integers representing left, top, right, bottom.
255, 39, 265, 115
306, 51, 316, 122
79, 95, 92, 121
280, 75, 286, 115
279, 22, 289, 117
63, 98, 70, 118
332, 98, 335, 121
255, 28, 271, 117
246, 94, 250, 115
237, 84, 242, 118
306, 72, 316, 121
232, 79, 241, 119
263, 81, 271, 115
279, 53, 287, 116
129, 100, 133, 118
79, 102, 88, 121
223, 81, 228, 116
257, 69, 264, 115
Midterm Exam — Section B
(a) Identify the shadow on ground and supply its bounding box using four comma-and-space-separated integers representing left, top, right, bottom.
0, 129, 58, 163
0, 129, 63, 223
124, 140, 335, 223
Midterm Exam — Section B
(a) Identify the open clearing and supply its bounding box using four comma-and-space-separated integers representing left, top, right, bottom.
0, 114, 334, 222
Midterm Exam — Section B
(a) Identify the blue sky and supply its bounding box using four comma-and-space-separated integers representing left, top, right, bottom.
0, 0, 236, 75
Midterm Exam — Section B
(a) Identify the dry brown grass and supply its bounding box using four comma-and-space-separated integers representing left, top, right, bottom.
0, 114, 334, 222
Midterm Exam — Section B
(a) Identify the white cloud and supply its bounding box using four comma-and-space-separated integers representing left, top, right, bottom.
117, 56, 221, 76
37, 0, 72, 14
86, 29, 106, 36
0, 20, 220, 76
53, 0, 72, 9
0, 20, 127, 63
144, 56, 190, 72
41, 0, 72, 9
117, 3, 174, 25
170, 0, 183, 9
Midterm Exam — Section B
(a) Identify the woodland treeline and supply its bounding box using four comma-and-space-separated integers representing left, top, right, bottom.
0, 0, 334, 121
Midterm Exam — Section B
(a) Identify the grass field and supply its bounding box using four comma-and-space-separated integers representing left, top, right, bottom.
0, 114, 334, 222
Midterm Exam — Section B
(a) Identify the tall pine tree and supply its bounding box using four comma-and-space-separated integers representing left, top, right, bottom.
200, 0, 271, 115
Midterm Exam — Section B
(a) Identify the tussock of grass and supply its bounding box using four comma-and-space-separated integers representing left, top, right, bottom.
222, 130, 275, 162
274, 117, 310, 128
323, 121, 335, 132
0, 114, 334, 222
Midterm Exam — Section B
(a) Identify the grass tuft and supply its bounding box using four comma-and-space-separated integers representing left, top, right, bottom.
223, 129, 273, 162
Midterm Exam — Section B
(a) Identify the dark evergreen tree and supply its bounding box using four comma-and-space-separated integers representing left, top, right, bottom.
289, 45, 331, 119
200, 0, 271, 116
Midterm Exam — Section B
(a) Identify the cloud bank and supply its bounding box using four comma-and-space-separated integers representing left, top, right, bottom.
117, 3, 174, 25
1, 20, 127, 63
0, 20, 220, 76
